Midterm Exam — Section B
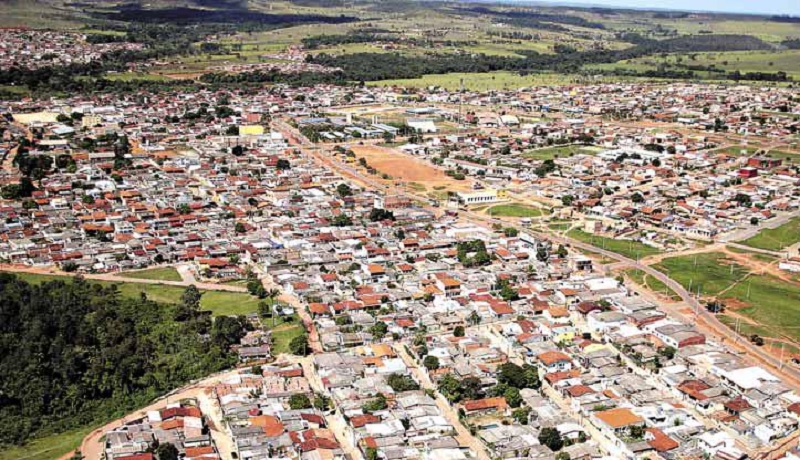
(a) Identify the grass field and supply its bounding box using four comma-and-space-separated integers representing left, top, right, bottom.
103, 72, 172, 82
367, 71, 648, 91
120, 266, 183, 282
0, 427, 89, 460
486, 203, 547, 218
741, 217, 800, 251
624, 268, 681, 301
270, 320, 306, 355
566, 229, 662, 260
3, 272, 261, 316
654, 252, 800, 342
523, 145, 602, 161
588, 49, 800, 81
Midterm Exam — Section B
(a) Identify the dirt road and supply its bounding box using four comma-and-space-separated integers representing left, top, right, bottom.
57, 368, 244, 460
393, 344, 491, 460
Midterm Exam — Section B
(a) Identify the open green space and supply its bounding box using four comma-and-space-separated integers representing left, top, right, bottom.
486, 203, 548, 218
654, 252, 800, 342
367, 71, 647, 91
566, 229, 662, 260
587, 49, 800, 81
0, 427, 89, 460
3, 271, 261, 317
120, 266, 183, 282
624, 269, 680, 301
523, 145, 602, 161
740, 217, 800, 252
270, 320, 306, 355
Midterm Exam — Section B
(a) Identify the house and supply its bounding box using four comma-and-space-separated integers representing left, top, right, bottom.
460, 397, 508, 416
593, 407, 644, 437
536, 350, 573, 373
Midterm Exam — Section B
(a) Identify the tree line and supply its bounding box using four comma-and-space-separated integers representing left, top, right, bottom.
0, 275, 245, 447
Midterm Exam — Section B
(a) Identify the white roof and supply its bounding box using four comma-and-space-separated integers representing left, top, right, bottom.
722, 366, 778, 390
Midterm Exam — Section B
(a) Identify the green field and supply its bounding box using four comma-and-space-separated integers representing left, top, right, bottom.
566, 229, 662, 260
270, 320, 306, 355
654, 252, 800, 341
367, 71, 644, 91
0, 427, 89, 460
588, 49, 800, 81
741, 217, 800, 251
120, 266, 183, 282
3, 272, 261, 316
624, 268, 680, 301
103, 72, 172, 82
523, 145, 602, 160
486, 203, 548, 218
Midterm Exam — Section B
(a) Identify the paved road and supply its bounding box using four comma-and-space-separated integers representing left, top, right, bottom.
275, 118, 800, 390
722, 209, 800, 243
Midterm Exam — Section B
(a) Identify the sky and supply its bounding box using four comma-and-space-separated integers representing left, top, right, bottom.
507, 0, 800, 15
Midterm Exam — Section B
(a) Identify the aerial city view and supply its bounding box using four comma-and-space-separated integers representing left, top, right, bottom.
2, 1, 800, 460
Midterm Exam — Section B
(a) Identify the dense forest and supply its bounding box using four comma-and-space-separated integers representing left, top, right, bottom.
94, 6, 358, 26
459, 6, 606, 31
0, 274, 247, 447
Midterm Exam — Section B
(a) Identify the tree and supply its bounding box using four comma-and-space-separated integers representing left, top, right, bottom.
289, 394, 312, 410
556, 452, 571, 460
423, 355, 440, 370
468, 311, 481, 325
211, 316, 248, 349
314, 394, 332, 411
629, 424, 645, 440
631, 192, 645, 203
370, 321, 388, 339
156, 443, 179, 460
512, 406, 531, 425
363, 393, 387, 412
365, 447, 379, 460
235, 222, 246, 233
538, 427, 564, 451
176, 285, 202, 321
453, 325, 465, 337
289, 334, 310, 355
387, 373, 420, 392
337, 183, 352, 197
276, 159, 291, 170
258, 301, 273, 318
561, 195, 574, 206
504, 386, 522, 408
503, 227, 519, 237
333, 214, 353, 227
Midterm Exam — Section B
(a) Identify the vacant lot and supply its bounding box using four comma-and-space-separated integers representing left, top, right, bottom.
566, 229, 662, 260
0, 426, 89, 460
351, 145, 472, 192
3, 271, 260, 316
486, 203, 547, 218
654, 252, 800, 342
624, 268, 681, 301
367, 71, 639, 91
741, 217, 800, 251
120, 266, 183, 282
523, 145, 602, 161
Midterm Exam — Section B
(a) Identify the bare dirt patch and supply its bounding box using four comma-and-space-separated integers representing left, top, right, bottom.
350, 145, 473, 192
